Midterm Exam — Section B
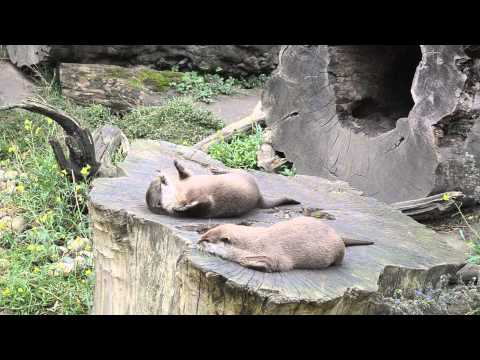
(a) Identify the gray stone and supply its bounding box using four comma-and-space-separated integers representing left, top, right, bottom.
262, 45, 480, 204
7, 45, 281, 76
11, 216, 26, 233
88, 140, 469, 314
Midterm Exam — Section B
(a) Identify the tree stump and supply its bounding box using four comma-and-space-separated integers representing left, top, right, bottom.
262, 45, 480, 204
88, 140, 468, 315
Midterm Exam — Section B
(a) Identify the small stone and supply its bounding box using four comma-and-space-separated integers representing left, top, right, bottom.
66, 237, 92, 253
11, 216, 26, 233
3, 170, 18, 180
0, 258, 10, 274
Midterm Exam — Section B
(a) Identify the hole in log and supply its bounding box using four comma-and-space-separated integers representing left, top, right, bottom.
329, 45, 421, 137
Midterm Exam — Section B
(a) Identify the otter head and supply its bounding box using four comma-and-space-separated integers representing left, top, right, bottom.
199, 224, 236, 245
146, 173, 176, 214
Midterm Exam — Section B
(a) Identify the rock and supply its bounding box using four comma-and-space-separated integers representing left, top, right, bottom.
59, 63, 180, 112
456, 263, 480, 284
66, 237, 91, 253
2, 170, 18, 181
7, 45, 281, 76
11, 216, 26, 233
0, 258, 9, 274
88, 139, 468, 314
262, 45, 480, 204
0, 61, 36, 106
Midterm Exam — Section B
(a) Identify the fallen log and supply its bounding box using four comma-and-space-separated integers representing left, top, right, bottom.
88, 139, 468, 314
262, 45, 480, 205
193, 101, 266, 152
391, 191, 465, 220
0, 98, 128, 181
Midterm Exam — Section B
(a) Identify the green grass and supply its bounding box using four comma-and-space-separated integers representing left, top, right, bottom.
0, 111, 93, 314
170, 69, 269, 104
208, 125, 264, 169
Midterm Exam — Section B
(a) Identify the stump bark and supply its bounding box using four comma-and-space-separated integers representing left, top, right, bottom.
262, 45, 480, 204
88, 140, 468, 315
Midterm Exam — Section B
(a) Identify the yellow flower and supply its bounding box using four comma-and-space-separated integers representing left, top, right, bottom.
17, 287, 24, 293
60, 169, 68, 177
442, 193, 451, 202
24, 119, 32, 131
75, 185, 82, 193
35, 127, 42, 136
55, 196, 62, 203
0, 222, 7, 231
33, 266, 40, 274
46, 117, 54, 125
80, 164, 91, 177
84, 269, 92, 277
16, 184, 25, 193
7, 144, 17, 153
1, 288, 11, 297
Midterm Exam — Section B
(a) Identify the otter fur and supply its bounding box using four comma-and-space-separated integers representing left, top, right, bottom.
198, 216, 374, 272
145, 160, 300, 218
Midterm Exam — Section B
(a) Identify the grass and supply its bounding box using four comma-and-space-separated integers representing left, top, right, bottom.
208, 125, 264, 169
0, 111, 93, 315
170, 69, 269, 104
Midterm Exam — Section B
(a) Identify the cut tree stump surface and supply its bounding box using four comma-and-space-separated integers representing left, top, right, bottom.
89, 140, 468, 314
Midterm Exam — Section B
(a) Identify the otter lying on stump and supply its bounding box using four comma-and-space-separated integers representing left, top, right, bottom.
146, 160, 300, 218
199, 216, 374, 272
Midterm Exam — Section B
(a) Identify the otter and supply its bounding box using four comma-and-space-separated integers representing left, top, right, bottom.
198, 216, 374, 272
145, 160, 300, 218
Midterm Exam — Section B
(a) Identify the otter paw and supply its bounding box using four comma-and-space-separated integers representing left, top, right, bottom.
238, 256, 275, 273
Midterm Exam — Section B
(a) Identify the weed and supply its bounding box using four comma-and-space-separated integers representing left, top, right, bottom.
208, 125, 263, 169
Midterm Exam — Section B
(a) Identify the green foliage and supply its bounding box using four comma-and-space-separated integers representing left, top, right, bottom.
0, 111, 93, 314
208, 125, 263, 169
234, 74, 270, 89
115, 97, 224, 145
171, 70, 236, 103
278, 164, 297, 177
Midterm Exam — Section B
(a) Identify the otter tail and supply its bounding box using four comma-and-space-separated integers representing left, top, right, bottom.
342, 238, 375, 247
258, 196, 301, 209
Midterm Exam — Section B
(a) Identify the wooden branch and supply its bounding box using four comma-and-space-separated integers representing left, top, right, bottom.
193, 101, 266, 152
0, 98, 128, 181
391, 191, 465, 220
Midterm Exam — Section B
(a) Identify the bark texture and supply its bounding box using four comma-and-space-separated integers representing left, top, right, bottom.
7, 45, 280, 76
262, 45, 480, 204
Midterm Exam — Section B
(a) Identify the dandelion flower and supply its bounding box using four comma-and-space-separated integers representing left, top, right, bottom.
60, 169, 68, 177
1, 288, 11, 297
7, 145, 17, 153
46, 117, 54, 125
84, 269, 92, 277
17, 287, 24, 293
33, 266, 40, 274
442, 193, 451, 202
16, 184, 25, 193
80, 164, 91, 177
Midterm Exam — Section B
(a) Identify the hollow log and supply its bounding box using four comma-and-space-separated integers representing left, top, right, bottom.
262, 45, 480, 204
88, 140, 468, 315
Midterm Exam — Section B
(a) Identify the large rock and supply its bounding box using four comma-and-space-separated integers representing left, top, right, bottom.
88, 140, 468, 315
262, 45, 480, 204
59, 63, 180, 112
7, 45, 280, 76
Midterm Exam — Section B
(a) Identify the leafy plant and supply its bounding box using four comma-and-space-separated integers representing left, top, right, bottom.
208, 125, 263, 169
278, 164, 297, 177
0, 110, 93, 314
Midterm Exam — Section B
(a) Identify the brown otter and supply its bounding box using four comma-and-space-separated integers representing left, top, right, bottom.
198, 216, 374, 272
146, 160, 300, 218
